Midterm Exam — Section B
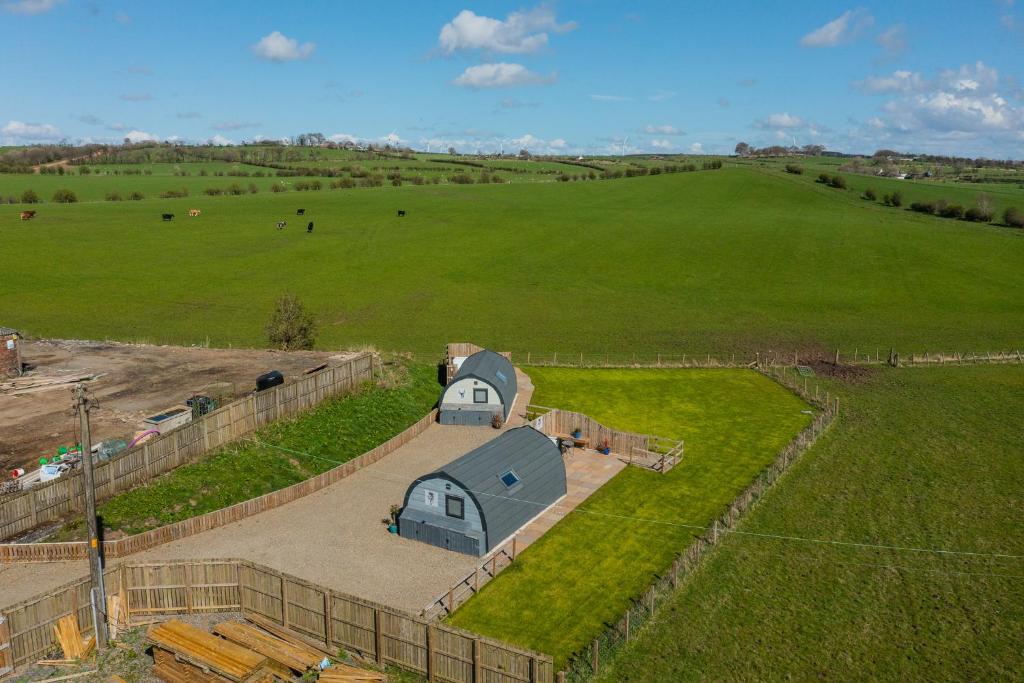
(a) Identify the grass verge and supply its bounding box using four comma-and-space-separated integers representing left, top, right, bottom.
595, 365, 1024, 681
447, 368, 811, 666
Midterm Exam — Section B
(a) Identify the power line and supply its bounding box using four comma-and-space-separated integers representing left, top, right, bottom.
245, 437, 1024, 563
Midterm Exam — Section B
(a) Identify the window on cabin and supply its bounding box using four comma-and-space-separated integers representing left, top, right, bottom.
473, 388, 488, 403
499, 470, 520, 488
445, 494, 465, 519
495, 370, 508, 384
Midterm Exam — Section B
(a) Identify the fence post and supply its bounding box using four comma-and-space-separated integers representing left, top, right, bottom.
280, 575, 289, 627
426, 624, 435, 682
473, 638, 482, 682
374, 609, 384, 665
323, 589, 332, 649
557, 672, 566, 683
624, 609, 630, 641
592, 638, 599, 675
712, 519, 719, 544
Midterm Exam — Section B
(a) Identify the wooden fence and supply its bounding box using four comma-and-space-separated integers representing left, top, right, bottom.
526, 406, 683, 474
559, 371, 836, 681
0, 353, 375, 542
0, 559, 555, 682
422, 540, 518, 621
444, 343, 512, 383
424, 348, 1024, 370
0, 409, 439, 564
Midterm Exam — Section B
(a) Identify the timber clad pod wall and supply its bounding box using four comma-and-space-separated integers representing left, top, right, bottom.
0, 353, 375, 541
0, 559, 555, 682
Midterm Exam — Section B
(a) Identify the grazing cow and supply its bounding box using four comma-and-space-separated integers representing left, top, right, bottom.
296, 208, 306, 216
20, 210, 36, 220
188, 209, 201, 217
276, 221, 286, 229
162, 213, 174, 221
397, 210, 406, 217
307, 221, 313, 233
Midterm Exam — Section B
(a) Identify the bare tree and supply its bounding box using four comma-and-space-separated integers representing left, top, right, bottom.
266, 294, 317, 350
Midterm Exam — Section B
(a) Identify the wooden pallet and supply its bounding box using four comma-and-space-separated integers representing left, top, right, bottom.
318, 665, 387, 682
148, 620, 271, 683
213, 621, 321, 678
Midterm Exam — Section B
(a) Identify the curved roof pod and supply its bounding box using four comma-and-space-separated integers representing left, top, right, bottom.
440, 349, 518, 420
399, 426, 566, 554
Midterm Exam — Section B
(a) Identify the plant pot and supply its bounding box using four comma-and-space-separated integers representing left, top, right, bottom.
388, 524, 398, 534
601, 447, 611, 455
572, 430, 582, 439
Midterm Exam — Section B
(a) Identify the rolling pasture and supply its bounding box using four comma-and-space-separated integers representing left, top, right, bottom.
595, 365, 1024, 681
1, 165, 1022, 355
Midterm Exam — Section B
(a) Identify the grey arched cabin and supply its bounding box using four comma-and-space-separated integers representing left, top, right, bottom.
398, 426, 566, 556
439, 350, 517, 426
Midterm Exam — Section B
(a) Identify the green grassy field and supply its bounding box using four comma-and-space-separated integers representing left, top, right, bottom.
49, 362, 438, 540
1, 166, 1022, 355
594, 365, 1024, 681
448, 368, 811, 666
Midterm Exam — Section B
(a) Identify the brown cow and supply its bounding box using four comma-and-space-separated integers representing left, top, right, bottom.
20, 210, 36, 220
188, 209, 201, 217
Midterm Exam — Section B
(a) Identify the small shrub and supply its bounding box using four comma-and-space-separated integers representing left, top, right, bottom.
266, 294, 317, 351
226, 183, 244, 196
1004, 206, 1024, 228
248, 182, 258, 194
330, 178, 356, 189
270, 183, 285, 193
159, 188, 189, 199
105, 190, 122, 201
203, 187, 223, 196
391, 178, 402, 186
816, 173, 831, 184
128, 191, 145, 201
20, 189, 40, 204
52, 188, 78, 203
829, 175, 847, 189
964, 206, 994, 222
910, 201, 936, 214
938, 204, 964, 219
785, 164, 804, 175
863, 188, 877, 201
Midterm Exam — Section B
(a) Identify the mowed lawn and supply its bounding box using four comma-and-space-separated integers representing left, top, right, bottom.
596, 365, 1024, 681
1, 167, 1023, 354
448, 368, 811, 665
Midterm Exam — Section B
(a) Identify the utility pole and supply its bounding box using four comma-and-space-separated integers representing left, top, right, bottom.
74, 384, 108, 650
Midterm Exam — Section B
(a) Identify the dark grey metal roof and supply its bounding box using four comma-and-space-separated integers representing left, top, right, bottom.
443, 350, 517, 418
0, 327, 19, 337
421, 426, 566, 551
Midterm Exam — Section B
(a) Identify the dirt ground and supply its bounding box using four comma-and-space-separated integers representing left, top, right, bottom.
0, 339, 339, 473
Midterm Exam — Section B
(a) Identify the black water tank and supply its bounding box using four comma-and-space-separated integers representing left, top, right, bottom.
255, 370, 284, 392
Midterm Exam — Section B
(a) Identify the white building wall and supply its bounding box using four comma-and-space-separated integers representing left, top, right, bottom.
440, 377, 502, 412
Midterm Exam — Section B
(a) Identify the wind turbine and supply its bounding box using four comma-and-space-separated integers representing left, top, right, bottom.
620, 136, 629, 156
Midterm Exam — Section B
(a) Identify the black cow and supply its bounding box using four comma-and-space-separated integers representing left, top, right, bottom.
307, 221, 313, 233
276, 221, 286, 229
162, 213, 174, 221
296, 208, 306, 216
397, 210, 406, 217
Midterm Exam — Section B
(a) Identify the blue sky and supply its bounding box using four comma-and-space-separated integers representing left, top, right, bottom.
1, 0, 1022, 157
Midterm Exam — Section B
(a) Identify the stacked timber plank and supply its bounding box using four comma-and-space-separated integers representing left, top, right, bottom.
148, 620, 272, 683
318, 665, 387, 682
212, 621, 321, 679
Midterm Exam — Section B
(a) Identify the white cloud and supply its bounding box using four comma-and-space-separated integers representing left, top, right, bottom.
590, 94, 631, 102
875, 24, 906, 58
252, 31, 315, 62
800, 8, 874, 48
453, 62, 554, 88
689, 142, 704, 153
650, 138, 673, 149
857, 61, 1024, 156
329, 133, 360, 144
548, 138, 567, 149
643, 124, 682, 135
2, 120, 61, 140
2, 0, 61, 15
207, 134, 234, 146
855, 70, 926, 94
124, 130, 157, 143
649, 90, 676, 102
380, 132, 403, 145
755, 112, 806, 129
439, 6, 576, 54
